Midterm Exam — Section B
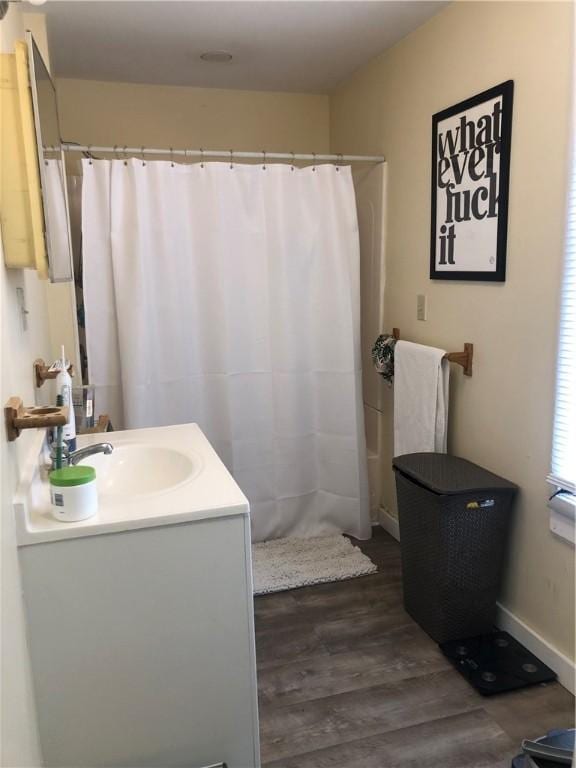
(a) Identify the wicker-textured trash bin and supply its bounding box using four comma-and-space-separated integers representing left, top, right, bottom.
393, 453, 517, 644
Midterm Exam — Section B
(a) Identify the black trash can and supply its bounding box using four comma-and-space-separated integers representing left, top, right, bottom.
393, 453, 517, 644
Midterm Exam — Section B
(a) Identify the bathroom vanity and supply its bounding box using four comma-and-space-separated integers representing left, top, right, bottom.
15, 424, 260, 768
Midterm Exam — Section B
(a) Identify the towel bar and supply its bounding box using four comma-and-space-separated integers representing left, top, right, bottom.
391, 328, 473, 377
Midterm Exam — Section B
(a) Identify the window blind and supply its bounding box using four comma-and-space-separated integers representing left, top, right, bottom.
548, 83, 576, 495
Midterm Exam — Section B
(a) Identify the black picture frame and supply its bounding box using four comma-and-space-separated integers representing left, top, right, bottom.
430, 80, 514, 281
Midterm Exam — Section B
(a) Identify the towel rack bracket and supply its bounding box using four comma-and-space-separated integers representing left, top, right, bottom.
391, 329, 473, 377
445, 344, 473, 376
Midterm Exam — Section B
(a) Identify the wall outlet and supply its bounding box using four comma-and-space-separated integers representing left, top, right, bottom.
417, 294, 427, 321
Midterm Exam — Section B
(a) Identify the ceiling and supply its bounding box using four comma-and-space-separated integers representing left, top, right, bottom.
36, 1, 448, 94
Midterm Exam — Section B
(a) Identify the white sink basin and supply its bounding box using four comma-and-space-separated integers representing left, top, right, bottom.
15, 423, 249, 546
79, 444, 198, 499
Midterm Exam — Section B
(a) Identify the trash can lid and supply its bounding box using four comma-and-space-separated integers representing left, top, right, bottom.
392, 453, 518, 495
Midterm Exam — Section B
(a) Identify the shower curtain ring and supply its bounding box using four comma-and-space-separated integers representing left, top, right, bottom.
291, 152, 295, 172
312, 152, 316, 172
88, 145, 93, 165
123, 145, 128, 166
336, 153, 343, 171
140, 146, 146, 166
262, 150, 266, 171
200, 148, 204, 169
229, 149, 234, 170
170, 147, 175, 167
113, 144, 119, 161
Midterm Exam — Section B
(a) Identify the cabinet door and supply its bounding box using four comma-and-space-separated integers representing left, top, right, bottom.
20, 515, 260, 768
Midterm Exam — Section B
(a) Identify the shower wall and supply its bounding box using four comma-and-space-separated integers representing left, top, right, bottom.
352, 165, 387, 521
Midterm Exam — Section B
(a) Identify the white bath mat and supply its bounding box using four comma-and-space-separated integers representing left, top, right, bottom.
252, 534, 377, 595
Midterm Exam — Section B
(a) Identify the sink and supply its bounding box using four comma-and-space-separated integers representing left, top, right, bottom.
15, 423, 249, 545
79, 444, 198, 499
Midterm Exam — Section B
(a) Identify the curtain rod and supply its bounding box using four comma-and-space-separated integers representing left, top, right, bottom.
59, 143, 385, 164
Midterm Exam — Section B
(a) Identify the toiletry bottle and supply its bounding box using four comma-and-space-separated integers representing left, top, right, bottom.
56, 346, 76, 452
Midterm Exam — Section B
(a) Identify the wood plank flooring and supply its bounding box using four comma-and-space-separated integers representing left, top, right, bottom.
255, 527, 574, 767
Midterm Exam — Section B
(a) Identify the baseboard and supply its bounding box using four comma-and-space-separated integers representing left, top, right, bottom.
375, 508, 575, 693
496, 602, 575, 694
377, 506, 400, 541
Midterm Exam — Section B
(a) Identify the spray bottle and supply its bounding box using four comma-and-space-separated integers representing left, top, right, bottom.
56, 346, 76, 452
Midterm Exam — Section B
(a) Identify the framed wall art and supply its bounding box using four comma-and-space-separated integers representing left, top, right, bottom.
430, 80, 514, 281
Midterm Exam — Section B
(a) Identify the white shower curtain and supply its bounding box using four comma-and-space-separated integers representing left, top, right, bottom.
82, 158, 370, 542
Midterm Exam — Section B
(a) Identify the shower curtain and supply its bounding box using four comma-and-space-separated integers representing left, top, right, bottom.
82, 158, 370, 542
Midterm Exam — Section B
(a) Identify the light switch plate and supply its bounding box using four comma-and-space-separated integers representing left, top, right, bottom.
417, 294, 427, 321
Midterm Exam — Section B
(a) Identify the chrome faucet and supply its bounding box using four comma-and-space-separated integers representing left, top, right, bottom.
50, 441, 114, 470
69, 443, 114, 466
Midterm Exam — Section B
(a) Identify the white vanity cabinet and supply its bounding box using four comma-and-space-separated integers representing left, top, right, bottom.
16, 425, 260, 768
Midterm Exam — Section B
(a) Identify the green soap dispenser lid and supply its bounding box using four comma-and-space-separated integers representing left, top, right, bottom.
50, 466, 96, 487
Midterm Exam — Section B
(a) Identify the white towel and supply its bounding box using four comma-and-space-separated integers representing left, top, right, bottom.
393, 340, 450, 456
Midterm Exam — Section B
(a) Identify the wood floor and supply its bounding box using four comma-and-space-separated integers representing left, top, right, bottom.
254, 527, 574, 767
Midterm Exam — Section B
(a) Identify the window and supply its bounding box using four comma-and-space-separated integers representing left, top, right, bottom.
548, 42, 576, 542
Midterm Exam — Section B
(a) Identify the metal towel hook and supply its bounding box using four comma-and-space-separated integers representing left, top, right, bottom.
140, 146, 146, 166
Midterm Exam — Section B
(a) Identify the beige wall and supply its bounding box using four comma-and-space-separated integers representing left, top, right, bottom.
1, 8, 50, 767
56, 78, 330, 158
331, 1, 575, 662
